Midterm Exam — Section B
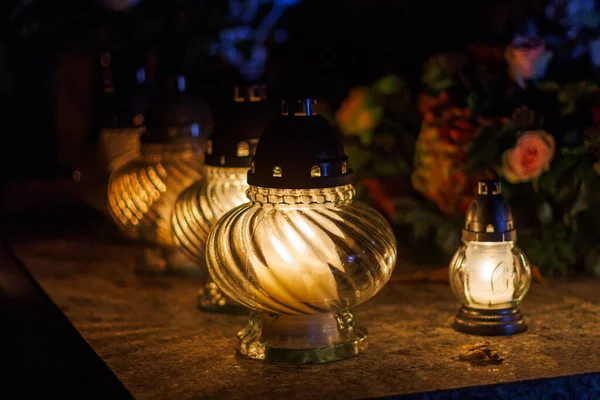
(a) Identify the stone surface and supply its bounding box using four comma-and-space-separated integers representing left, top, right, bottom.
11, 232, 600, 400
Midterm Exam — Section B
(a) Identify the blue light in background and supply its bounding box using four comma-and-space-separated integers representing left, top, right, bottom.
191, 123, 200, 137
136, 67, 146, 84
212, 0, 302, 81
177, 75, 186, 92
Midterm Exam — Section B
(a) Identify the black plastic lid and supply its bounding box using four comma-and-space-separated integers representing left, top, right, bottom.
205, 85, 276, 168
462, 180, 517, 242
141, 76, 213, 144
247, 99, 353, 189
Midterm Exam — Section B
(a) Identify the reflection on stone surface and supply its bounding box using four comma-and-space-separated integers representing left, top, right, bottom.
11, 235, 600, 399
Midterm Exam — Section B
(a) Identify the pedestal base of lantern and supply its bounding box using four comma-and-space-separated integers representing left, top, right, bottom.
453, 306, 527, 336
135, 246, 201, 276
236, 311, 367, 364
197, 282, 247, 314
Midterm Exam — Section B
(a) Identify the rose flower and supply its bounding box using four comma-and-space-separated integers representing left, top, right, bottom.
501, 130, 556, 183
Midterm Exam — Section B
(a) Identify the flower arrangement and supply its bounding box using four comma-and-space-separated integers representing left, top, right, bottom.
336, 0, 600, 277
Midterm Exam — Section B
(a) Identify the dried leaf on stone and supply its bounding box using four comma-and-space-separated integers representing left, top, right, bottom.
458, 343, 505, 365
461, 342, 490, 352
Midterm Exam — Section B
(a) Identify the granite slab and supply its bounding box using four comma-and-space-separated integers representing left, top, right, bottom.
11, 235, 600, 399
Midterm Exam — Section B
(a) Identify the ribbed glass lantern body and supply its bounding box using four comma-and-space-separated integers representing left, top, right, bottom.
171, 166, 249, 311
206, 184, 397, 362
449, 241, 531, 310
75, 127, 142, 214
172, 166, 249, 262
101, 127, 143, 172
107, 144, 203, 273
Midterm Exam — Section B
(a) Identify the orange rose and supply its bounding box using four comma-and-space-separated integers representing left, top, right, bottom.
438, 113, 478, 147
336, 88, 380, 136
412, 108, 489, 217
501, 130, 555, 183
433, 171, 477, 216
418, 92, 450, 121
412, 160, 479, 217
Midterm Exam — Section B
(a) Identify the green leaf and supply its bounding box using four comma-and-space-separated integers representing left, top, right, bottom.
536, 81, 561, 92
555, 240, 576, 266
374, 75, 403, 95
353, 182, 369, 202
466, 130, 500, 172
371, 131, 398, 149
435, 223, 461, 256
402, 209, 445, 240
568, 185, 587, 218
372, 157, 409, 177
359, 130, 375, 146
518, 225, 576, 276
393, 202, 462, 255
573, 211, 600, 253
392, 195, 421, 209
557, 82, 599, 116
585, 245, 600, 277
422, 55, 454, 92
537, 154, 580, 195
344, 143, 373, 172
466, 92, 478, 111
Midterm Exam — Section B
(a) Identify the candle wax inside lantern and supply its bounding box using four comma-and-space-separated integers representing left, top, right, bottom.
464, 242, 515, 307
248, 210, 344, 314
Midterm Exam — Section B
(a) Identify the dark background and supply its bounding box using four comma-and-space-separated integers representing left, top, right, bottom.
1, 0, 545, 182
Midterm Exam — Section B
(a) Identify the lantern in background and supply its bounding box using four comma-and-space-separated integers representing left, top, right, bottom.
107, 75, 213, 274
172, 84, 275, 312
206, 99, 397, 363
73, 53, 154, 215
449, 180, 531, 335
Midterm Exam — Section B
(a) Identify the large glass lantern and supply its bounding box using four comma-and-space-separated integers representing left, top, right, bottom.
172, 84, 276, 312
206, 99, 397, 363
107, 75, 213, 274
449, 180, 531, 335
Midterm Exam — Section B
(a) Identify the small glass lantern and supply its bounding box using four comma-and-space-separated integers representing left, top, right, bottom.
449, 179, 531, 335
171, 84, 275, 312
107, 75, 213, 274
206, 99, 397, 363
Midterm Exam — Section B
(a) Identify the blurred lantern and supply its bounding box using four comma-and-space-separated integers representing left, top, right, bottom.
172, 84, 275, 312
206, 99, 397, 363
107, 74, 213, 274
449, 180, 531, 336
73, 52, 155, 215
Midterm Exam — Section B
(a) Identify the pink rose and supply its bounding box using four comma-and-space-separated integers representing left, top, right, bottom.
502, 131, 555, 183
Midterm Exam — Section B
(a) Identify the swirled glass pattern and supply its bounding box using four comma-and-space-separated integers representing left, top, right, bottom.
206, 184, 397, 315
107, 145, 203, 247
172, 166, 249, 263
74, 128, 142, 214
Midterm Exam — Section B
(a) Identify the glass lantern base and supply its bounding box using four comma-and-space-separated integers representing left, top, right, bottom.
197, 282, 248, 314
236, 311, 367, 364
135, 246, 202, 276
453, 305, 527, 336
